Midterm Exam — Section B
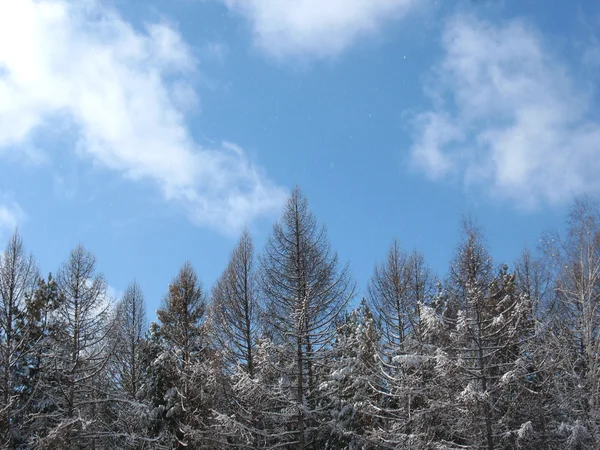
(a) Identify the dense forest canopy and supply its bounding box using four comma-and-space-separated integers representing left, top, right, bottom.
1, 188, 600, 449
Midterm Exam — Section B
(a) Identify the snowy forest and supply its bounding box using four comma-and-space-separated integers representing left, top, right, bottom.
1, 187, 600, 450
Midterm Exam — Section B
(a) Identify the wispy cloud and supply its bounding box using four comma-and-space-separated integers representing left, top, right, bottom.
221, 0, 417, 60
0, 0, 286, 233
410, 15, 600, 207
0, 201, 24, 240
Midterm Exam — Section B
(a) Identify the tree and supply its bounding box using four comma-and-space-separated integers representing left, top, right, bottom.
210, 230, 268, 448
438, 221, 533, 450
259, 187, 355, 449
319, 300, 381, 449
112, 281, 147, 399
141, 261, 220, 448
368, 240, 436, 353
368, 239, 413, 355
212, 337, 294, 449
541, 197, 600, 447
211, 229, 260, 376
509, 249, 555, 448
366, 241, 438, 447
104, 280, 149, 448
16, 273, 65, 448
33, 245, 112, 449
156, 262, 206, 366
0, 230, 39, 447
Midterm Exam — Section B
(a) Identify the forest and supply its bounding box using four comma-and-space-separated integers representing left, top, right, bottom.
1, 187, 599, 449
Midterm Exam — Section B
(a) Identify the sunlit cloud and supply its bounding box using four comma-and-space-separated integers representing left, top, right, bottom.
0, 0, 286, 233
221, 0, 417, 60
410, 15, 600, 207
0, 201, 24, 240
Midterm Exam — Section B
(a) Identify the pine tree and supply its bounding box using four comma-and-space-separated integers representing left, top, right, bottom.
19, 274, 65, 447
142, 261, 219, 448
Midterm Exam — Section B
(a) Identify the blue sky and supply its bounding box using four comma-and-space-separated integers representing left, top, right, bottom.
1, 0, 598, 316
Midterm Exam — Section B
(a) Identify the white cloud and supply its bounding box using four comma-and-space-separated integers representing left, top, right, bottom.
105, 284, 123, 303
0, 201, 24, 239
0, 0, 286, 233
410, 16, 600, 207
221, 0, 416, 59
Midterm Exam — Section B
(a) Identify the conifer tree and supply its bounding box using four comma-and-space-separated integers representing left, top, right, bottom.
143, 261, 220, 448
104, 280, 149, 448
112, 280, 147, 399
259, 187, 354, 449
542, 197, 600, 447
319, 300, 380, 449
211, 229, 260, 376
33, 245, 112, 449
438, 222, 533, 449
0, 231, 39, 447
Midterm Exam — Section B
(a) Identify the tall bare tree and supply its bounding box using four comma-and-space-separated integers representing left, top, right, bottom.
543, 196, 600, 447
259, 187, 355, 449
0, 230, 39, 447
368, 239, 411, 354
435, 221, 533, 450
35, 245, 112, 449
366, 241, 437, 447
368, 239, 436, 354
211, 229, 260, 376
112, 281, 147, 399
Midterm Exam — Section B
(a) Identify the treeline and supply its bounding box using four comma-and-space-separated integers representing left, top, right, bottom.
1, 187, 599, 449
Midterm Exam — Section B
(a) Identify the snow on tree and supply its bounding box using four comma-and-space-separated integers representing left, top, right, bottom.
318, 299, 381, 449
258, 186, 355, 449
112, 280, 147, 399
435, 221, 535, 450
101, 280, 152, 448
139, 261, 222, 448
0, 231, 39, 447
2, 191, 600, 449
538, 196, 600, 448
31, 245, 113, 449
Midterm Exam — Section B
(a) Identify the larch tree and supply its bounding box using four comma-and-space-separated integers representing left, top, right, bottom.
112, 280, 147, 399
259, 187, 355, 450
366, 241, 437, 447
35, 245, 112, 449
106, 280, 148, 447
368, 241, 436, 352
319, 299, 380, 449
0, 230, 39, 447
544, 197, 600, 447
211, 229, 260, 376
439, 221, 533, 449
368, 239, 413, 355
210, 229, 265, 448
